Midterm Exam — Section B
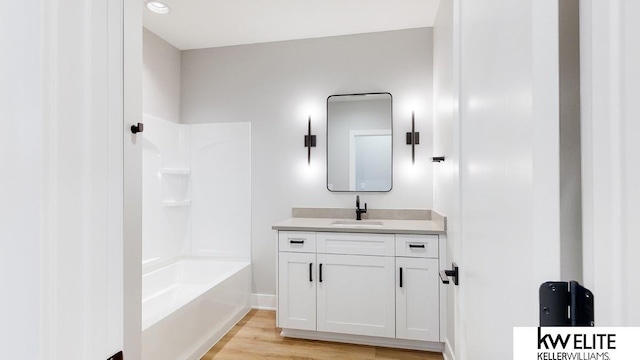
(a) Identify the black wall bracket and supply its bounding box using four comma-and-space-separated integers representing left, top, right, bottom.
539, 281, 594, 326
439, 262, 459, 285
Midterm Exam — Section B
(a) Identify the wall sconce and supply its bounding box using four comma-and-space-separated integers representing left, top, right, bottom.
406, 111, 420, 164
304, 116, 316, 165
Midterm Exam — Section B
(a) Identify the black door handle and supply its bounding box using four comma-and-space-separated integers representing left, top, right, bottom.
289, 240, 305, 244
131, 122, 144, 134
409, 244, 425, 249
399, 267, 403, 288
309, 263, 313, 282
319, 264, 323, 282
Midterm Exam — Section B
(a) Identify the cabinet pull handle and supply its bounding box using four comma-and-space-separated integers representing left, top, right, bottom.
309, 263, 313, 282
399, 267, 403, 288
289, 240, 305, 244
409, 244, 425, 249
319, 263, 323, 282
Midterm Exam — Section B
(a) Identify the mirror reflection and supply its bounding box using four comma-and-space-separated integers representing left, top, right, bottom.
326, 93, 393, 192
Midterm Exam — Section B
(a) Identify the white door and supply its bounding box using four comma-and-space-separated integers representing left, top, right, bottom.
348, 131, 392, 191
396, 257, 440, 342
447, 1, 563, 359
316, 254, 395, 338
278, 252, 317, 330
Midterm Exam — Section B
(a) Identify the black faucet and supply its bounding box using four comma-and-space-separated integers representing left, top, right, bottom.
355, 195, 367, 220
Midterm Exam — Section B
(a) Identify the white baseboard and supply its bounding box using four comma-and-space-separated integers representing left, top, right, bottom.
250, 293, 276, 310
443, 339, 455, 360
281, 328, 444, 353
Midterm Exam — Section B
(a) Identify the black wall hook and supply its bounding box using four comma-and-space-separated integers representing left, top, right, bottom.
131, 122, 144, 134
439, 262, 459, 285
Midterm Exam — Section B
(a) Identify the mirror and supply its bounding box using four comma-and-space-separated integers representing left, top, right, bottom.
326, 93, 393, 192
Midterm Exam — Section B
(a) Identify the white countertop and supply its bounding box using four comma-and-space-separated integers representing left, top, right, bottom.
272, 217, 445, 235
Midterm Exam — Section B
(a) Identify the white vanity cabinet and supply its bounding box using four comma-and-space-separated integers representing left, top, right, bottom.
395, 234, 440, 342
277, 232, 317, 330
316, 232, 396, 338
276, 229, 445, 351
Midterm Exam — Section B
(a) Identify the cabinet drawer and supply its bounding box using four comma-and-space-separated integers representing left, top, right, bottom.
279, 232, 316, 253
317, 232, 395, 256
395, 234, 438, 258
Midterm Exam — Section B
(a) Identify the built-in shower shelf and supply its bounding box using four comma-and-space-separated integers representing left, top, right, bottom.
160, 168, 191, 175
161, 200, 191, 207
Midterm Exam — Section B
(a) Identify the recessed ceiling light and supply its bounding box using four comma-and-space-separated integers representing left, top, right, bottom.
146, 1, 170, 14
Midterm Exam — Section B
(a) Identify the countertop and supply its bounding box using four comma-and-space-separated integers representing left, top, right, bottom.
271, 217, 446, 235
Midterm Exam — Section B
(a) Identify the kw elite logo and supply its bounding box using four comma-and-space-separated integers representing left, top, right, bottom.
536, 327, 614, 360
514, 327, 639, 360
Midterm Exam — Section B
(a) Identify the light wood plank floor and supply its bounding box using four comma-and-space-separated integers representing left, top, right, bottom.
201, 310, 444, 360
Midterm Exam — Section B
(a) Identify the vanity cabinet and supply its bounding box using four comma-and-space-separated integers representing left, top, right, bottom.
317, 253, 396, 338
277, 232, 316, 330
395, 234, 440, 342
277, 230, 444, 348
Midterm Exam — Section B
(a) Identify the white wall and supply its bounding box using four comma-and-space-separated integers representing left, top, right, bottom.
180, 28, 434, 297
432, 1, 456, 358
143, 28, 251, 268
581, 0, 640, 325
0, 2, 43, 358
144, 28, 181, 123
124, 1, 143, 358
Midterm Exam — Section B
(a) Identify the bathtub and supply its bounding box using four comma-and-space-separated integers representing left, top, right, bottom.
141, 258, 251, 360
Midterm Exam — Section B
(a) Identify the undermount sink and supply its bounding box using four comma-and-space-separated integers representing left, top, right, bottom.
330, 220, 384, 227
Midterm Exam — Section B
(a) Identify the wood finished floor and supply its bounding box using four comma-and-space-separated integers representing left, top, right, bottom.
201, 310, 444, 360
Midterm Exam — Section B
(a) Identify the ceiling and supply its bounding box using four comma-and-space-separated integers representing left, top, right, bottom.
143, 0, 441, 50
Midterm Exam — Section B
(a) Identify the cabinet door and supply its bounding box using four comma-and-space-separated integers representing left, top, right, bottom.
317, 254, 395, 338
396, 257, 440, 341
278, 252, 316, 330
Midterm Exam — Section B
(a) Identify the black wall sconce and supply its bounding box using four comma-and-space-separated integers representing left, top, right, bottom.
406, 111, 420, 164
304, 116, 316, 165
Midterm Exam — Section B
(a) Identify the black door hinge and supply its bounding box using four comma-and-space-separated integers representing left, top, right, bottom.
107, 351, 123, 360
539, 281, 594, 326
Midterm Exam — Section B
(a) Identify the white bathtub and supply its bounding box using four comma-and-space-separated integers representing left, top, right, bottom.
141, 258, 251, 360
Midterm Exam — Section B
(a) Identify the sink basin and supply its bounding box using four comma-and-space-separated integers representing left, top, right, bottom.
330, 220, 384, 227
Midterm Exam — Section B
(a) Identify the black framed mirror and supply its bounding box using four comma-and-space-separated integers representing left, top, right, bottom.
326, 92, 393, 192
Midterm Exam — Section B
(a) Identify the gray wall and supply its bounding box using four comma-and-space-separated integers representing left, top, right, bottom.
559, 0, 582, 282
181, 28, 434, 297
143, 28, 181, 123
